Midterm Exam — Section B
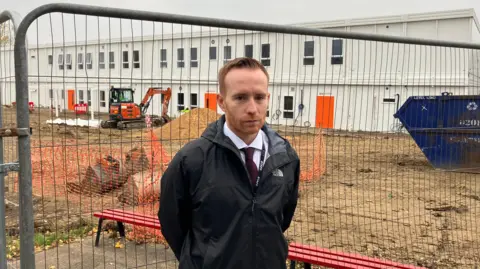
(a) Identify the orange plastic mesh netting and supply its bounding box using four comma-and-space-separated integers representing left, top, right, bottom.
285, 128, 326, 182
124, 129, 171, 243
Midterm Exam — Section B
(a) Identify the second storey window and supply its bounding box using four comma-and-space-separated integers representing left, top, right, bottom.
123, 51, 129, 68
190, 48, 198, 68
245, 45, 253, 58
109, 51, 115, 69
133, 50, 140, 68
86, 53, 92, 69
304, 40, 314, 65
177, 48, 185, 68
331, 39, 343, 65
261, 44, 270, 66
77, 53, 84, 69
160, 49, 167, 68
209, 46, 217, 60
99, 52, 105, 69
58, 54, 64, 70
223, 45, 231, 63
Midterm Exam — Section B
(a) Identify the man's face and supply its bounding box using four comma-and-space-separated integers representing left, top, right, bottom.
218, 68, 270, 140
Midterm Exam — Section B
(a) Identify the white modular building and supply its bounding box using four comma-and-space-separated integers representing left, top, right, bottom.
1, 8, 480, 132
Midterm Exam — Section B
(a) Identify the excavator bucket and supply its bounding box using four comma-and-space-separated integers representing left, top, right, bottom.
125, 146, 150, 175
80, 155, 127, 194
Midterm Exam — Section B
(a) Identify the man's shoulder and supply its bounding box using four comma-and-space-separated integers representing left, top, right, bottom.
168, 137, 212, 175
263, 126, 299, 159
176, 137, 213, 157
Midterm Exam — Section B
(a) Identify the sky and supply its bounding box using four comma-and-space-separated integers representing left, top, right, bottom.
2, 0, 480, 45
3, 0, 480, 26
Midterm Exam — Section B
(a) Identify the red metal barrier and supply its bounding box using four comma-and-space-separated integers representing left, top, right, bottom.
74, 103, 88, 114
28, 102, 34, 112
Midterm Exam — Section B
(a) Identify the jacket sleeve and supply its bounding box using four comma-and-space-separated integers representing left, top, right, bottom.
282, 159, 300, 232
158, 151, 191, 261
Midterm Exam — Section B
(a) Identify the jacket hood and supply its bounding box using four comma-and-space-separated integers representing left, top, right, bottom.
201, 114, 289, 156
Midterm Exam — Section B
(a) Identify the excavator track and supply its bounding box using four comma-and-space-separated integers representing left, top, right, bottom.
100, 120, 118, 129
116, 117, 169, 130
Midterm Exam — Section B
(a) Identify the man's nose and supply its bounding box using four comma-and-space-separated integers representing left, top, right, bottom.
246, 97, 257, 114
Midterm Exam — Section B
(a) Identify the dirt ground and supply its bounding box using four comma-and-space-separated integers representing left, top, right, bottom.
2, 106, 480, 269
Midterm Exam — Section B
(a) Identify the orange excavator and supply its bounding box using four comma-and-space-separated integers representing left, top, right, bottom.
100, 86, 172, 130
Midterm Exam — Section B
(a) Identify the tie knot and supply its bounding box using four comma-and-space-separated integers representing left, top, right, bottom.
243, 147, 255, 160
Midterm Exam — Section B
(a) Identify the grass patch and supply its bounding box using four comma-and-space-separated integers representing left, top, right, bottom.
6, 221, 96, 260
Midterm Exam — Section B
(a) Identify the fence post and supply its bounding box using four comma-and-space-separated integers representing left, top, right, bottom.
0, 9, 23, 269
11, 9, 36, 269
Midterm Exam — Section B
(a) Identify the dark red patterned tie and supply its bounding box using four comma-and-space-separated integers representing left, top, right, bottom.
243, 147, 258, 186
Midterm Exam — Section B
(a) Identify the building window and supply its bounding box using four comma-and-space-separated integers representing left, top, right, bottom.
160, 49, 167, 68
261, 44, 270, 66
77, 53, 84, 69
304, 40, 314, 65
191, 48, 198, 68
283, 96, 294, 119
109, 51, 115, 69
177, 93, 185, 111
87, 90, 91, 106
133, 50, 140, 68
86, 53, 92, 69
99, 52, 105, 69
48, 55, 53, 65
177, 48, 185, 68
78, 90, 84, 104
123, 51, 129, 68
100, 90, 106, 107
245, 45, 253, 58
65, 54, 72, 70
190, 93, 198, 108
224, 46, 231, 63
209, 46, 217, 60
331, 39, 343, 65
49, 89, 53, 99
58, 54, 64, 70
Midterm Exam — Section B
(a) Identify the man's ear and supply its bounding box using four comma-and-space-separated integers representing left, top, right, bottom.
217, 93, 225, 112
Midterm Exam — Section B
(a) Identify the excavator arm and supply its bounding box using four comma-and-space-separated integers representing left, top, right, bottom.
139, 87, 172, 115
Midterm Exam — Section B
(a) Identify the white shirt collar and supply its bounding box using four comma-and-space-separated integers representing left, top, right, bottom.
223, 122, 264, 151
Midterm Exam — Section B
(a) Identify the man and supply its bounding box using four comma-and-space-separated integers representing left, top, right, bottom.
159, 57, 300, 269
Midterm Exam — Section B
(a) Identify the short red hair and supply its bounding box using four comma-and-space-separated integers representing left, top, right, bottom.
218, 57, 269, 95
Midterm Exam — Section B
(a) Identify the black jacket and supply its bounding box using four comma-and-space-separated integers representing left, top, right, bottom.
158, 115, 300, 269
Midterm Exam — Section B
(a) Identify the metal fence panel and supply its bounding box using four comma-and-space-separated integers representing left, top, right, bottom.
10, 3, 480, 269
1, 9, 23, 269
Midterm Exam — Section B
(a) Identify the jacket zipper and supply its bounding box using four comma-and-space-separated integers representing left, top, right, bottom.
227, 147, 256, 267
222, 144, 291, 268
252, 192, 256, 267
250, 157, 293, 268
250, 153, 261, 269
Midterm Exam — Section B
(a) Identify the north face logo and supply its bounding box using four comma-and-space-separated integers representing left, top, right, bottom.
272, 169, 283, 177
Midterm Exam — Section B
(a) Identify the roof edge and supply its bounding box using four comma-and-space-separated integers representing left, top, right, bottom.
291, 8, 478, 29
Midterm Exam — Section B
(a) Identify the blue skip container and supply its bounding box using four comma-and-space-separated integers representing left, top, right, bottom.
393, 92, 480, 173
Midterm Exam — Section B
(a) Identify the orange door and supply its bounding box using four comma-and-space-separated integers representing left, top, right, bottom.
68, 89, 75, 111
315, 96, 334, 128
204, 93, 218, 111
